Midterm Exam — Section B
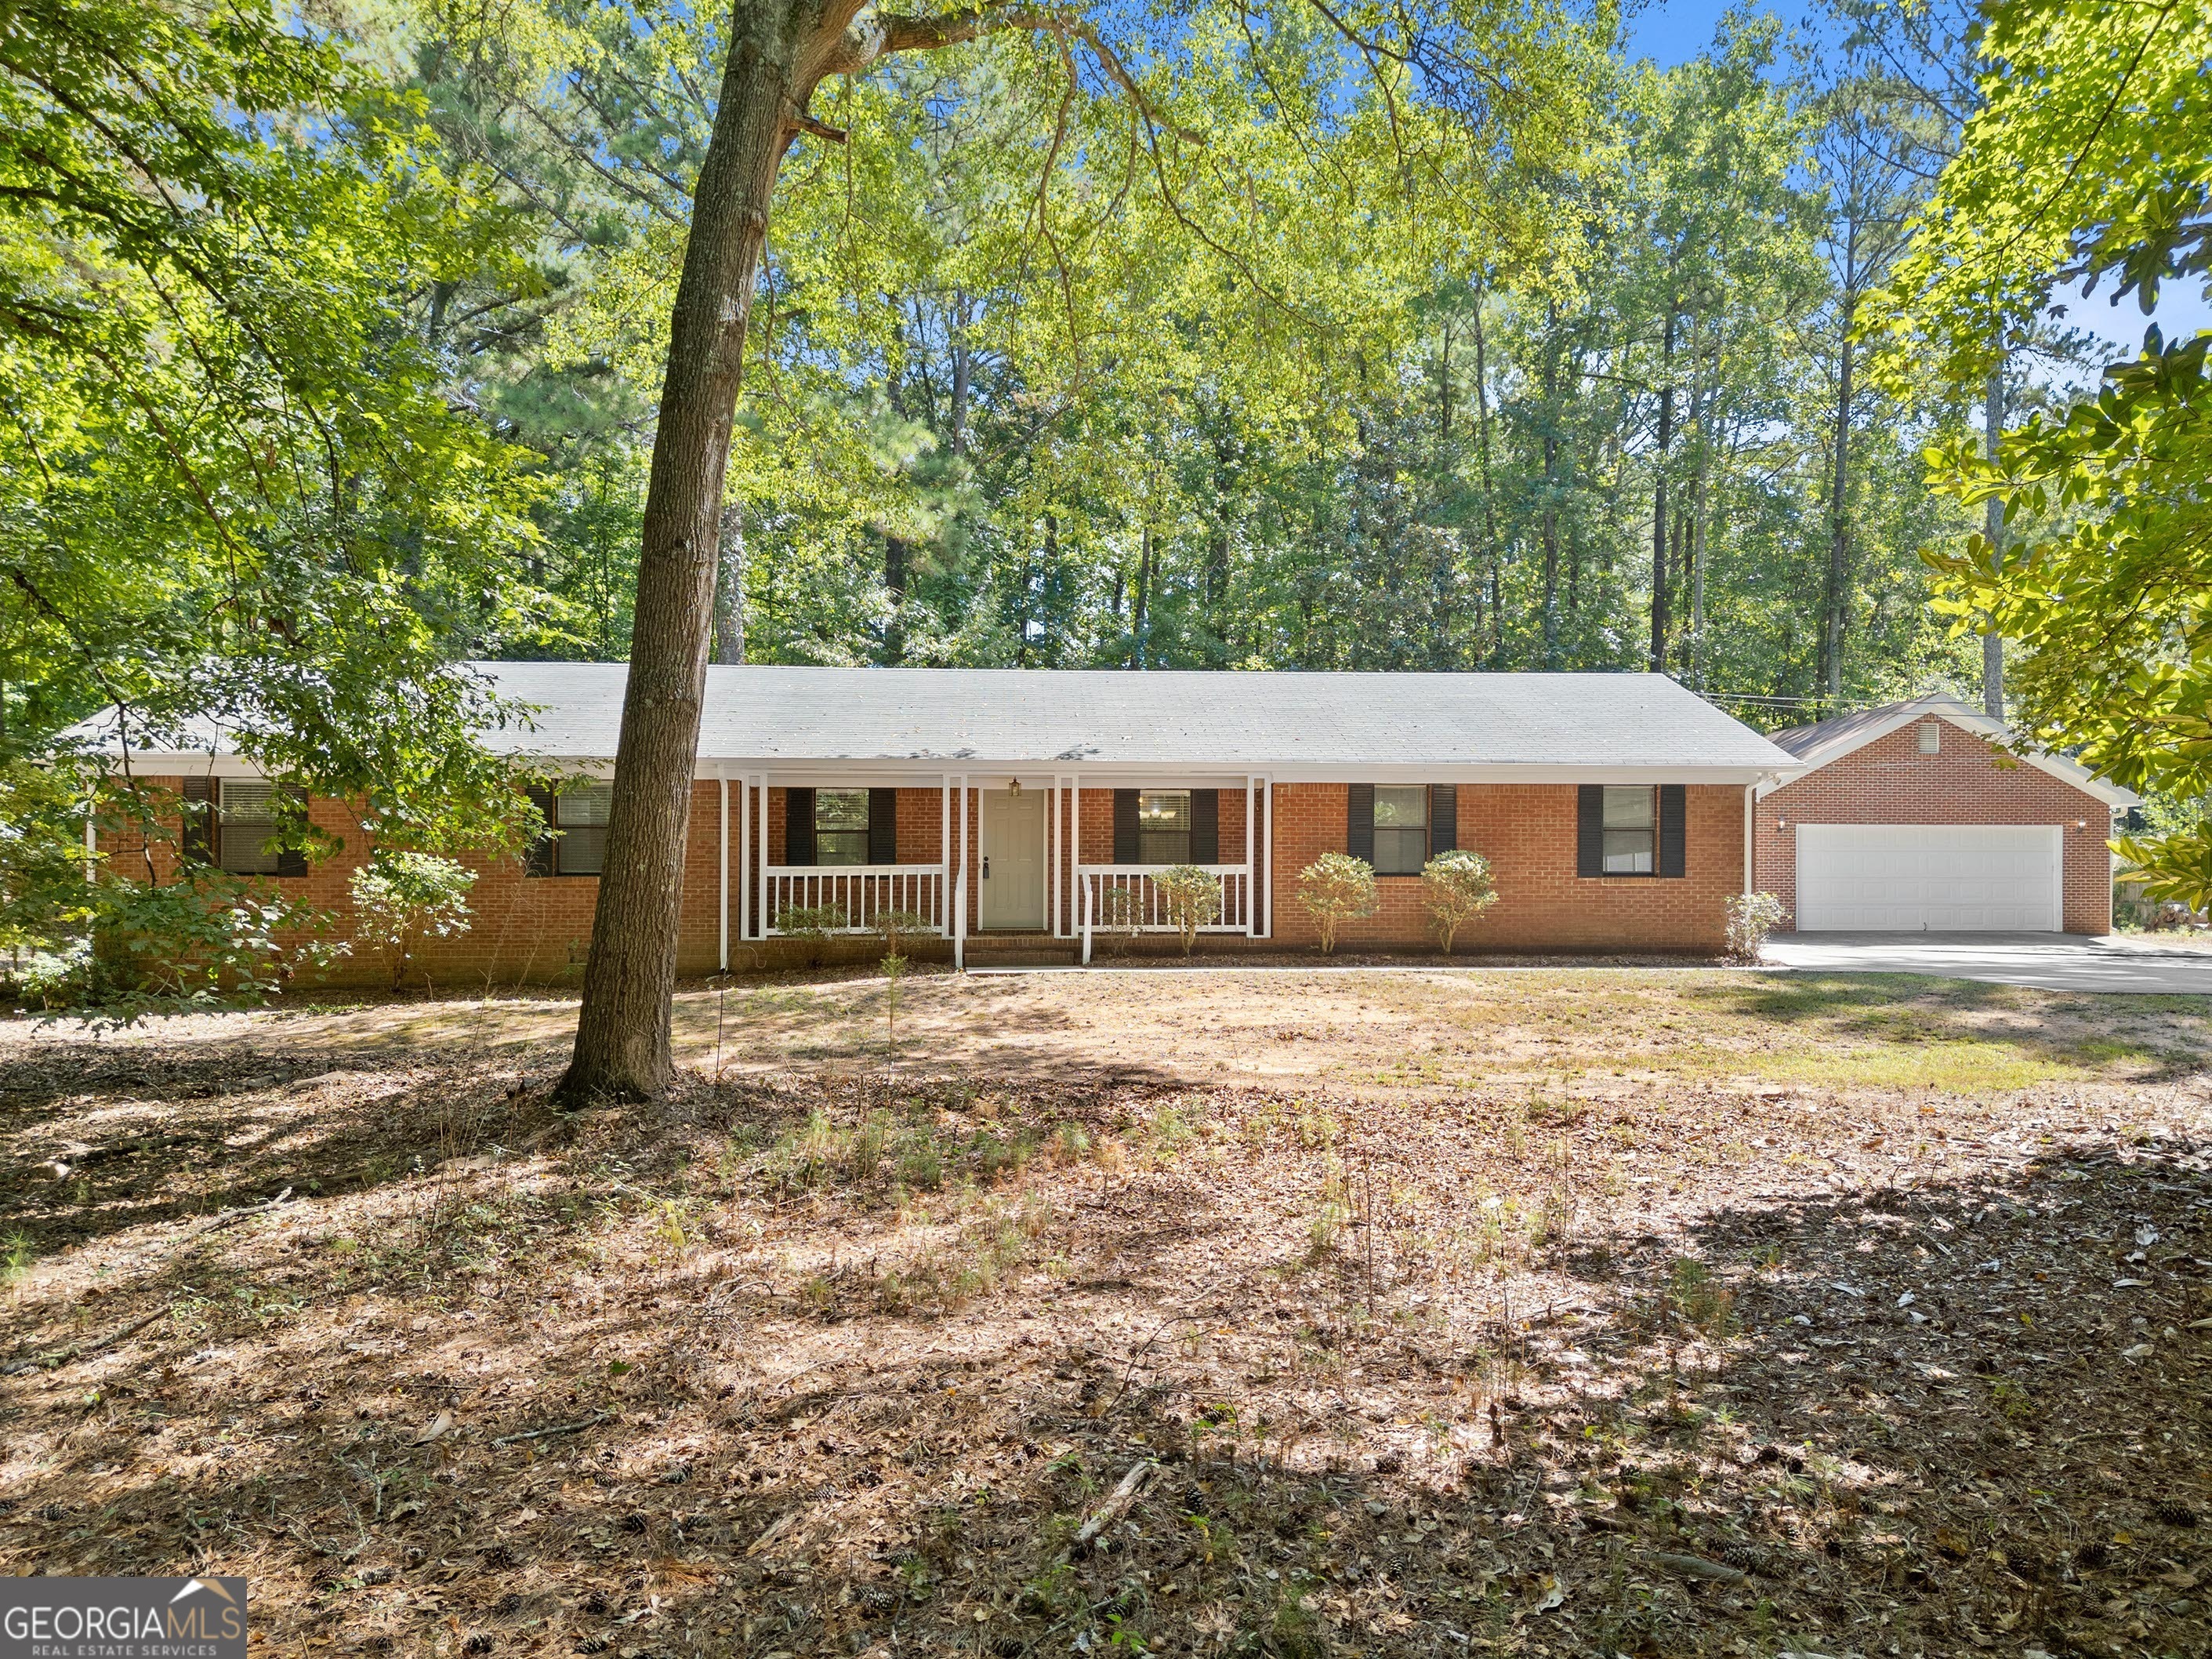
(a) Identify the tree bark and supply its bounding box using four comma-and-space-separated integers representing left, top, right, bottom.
1540, 300, 1560, 666
713, 499, 746, 664
1648, 301, 1677, 675
557, 2, 825, 1102
1981, 353, 2006, 721
1470, 280, 1500, 667
1821, 320, 1855, 702
1132, 523, 1152, 667
883, 531, 910, 663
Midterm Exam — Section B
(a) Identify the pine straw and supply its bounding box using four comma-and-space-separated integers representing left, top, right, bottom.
0, 973, 2208, 1659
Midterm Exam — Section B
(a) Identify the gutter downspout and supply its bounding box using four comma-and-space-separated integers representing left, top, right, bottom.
1743, 782, 1755, 898
718, 775, 729, 972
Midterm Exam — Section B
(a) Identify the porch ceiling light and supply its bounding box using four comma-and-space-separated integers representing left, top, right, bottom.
1010, 777, 1022, 797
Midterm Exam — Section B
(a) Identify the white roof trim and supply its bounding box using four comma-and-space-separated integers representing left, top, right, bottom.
1758, 694, 2138, 808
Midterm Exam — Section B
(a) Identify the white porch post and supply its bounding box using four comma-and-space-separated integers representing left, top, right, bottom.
939, 775, 952, 937
1245, 775, 1257, 936
1743, 782, 1755, 897
737, 776, 750, 942
954, 775, 968, 970
1048, 776, 1060, 938
1262, 777, 1275, 938
718, 775, 729, 971
756, 773, 770, 939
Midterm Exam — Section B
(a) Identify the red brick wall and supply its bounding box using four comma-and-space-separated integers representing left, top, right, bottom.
108, 773, 1748, 982
1754, 719, 2114, 935
111, 776, 732, 989
1267, 782, 1742, 953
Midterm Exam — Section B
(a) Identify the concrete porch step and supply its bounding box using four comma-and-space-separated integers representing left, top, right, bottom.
963, 934, 1081, 967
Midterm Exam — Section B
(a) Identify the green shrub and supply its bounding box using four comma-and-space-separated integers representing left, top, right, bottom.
1153, 865, 1221, 956
1295, 852, 1377, 954
1723, 891, 1789, 961
349, 851, 476, 989
1421, 848, 1497, 953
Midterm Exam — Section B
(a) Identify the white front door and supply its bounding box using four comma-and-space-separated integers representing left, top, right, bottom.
1796, 824, 2064, 931
979, 786, 1046, 929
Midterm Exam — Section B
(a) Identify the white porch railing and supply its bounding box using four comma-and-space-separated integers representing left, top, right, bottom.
763, 864, 946, 935
1078, 864, 1252, 963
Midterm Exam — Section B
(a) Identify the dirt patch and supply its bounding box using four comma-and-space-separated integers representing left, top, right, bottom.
1, 973, 2208, 1658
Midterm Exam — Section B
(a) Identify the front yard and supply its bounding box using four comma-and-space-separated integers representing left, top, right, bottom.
2, 968, 2207, 1658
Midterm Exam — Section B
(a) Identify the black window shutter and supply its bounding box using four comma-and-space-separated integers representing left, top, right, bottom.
1112, 790, 1139, 862
180, 777, 215, 866
786, 786, 816, 866
525, 786, 557, 877
1659, 783, 1686, 878
1347, 783, 1375, 866
868, 787, 897, 864
1429, 784, 1457, 855
1190, 789, 1219, 864
1576, 785, 1604, 877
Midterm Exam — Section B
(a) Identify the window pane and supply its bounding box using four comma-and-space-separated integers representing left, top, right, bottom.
1601, 786, 1654, 830
557, 783, 612, 875
219, 781, 281, 874
1373, 786, 1427, 830
1137, 792, 1190, 865
1374, 826, 1427, 877
1140, 829, 1191, 866
1602, 829, 1654, 874
816, 790, 869, 833
818, 830, 869, 866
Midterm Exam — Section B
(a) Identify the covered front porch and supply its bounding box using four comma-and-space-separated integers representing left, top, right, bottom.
708, 772, 1275, 968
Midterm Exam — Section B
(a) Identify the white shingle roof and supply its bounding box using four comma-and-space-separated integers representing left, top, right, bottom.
463, 663, 1797, 778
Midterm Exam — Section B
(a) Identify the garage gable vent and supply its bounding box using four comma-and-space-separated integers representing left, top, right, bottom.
1917, 721, 1942, 754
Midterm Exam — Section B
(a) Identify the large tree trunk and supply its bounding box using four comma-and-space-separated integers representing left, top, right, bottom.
1539, 301, 1559, 666
713, 500, 746, 664
1470, 283, 1501, 667
1981, 353, 2006, 721
1648, 303, 1677, 675
1820, 302, 1856, 702
557, 3, 820, 1102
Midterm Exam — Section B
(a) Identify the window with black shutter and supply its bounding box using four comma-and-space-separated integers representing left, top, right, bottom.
1347, 783, 1376, 866
868, 788, 898, 864
180, 777, 215, 866
1429, 785, 1457, 855
785, 786, 817, 866
1658, 783, 1686, 878
1372, 786, 1427, 874
814, 790, 869, 864
1576, 785, 1604, 878
527, 782, 613, 876
525, 786, 557, 877
217, 781, 282, 875
1190, 790, 1219, 864
1112, 790, 1140, 862
1137, 792, 1192, 862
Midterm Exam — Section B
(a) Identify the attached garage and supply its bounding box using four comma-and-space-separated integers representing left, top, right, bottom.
1755, 695, 2136, 936
1794, 823, 2062, 932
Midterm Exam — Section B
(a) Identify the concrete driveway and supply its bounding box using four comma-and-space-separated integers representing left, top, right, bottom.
1762, 931, 2212, 993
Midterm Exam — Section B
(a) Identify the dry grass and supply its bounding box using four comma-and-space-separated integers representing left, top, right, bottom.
0, 969, 2207, 1659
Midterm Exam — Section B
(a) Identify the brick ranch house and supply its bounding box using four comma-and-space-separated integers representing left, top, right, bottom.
108, 664, 1812, 982
1755, 693, 2137, 934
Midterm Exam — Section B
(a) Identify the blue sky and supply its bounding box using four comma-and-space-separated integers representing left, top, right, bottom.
1619, 0, 2212, 365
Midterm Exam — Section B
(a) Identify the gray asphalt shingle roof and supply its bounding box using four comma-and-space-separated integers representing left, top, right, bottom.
466, 663, 1796, 774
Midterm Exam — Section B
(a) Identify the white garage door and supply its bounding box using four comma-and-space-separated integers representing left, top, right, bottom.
1796, 824, 2062, 931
